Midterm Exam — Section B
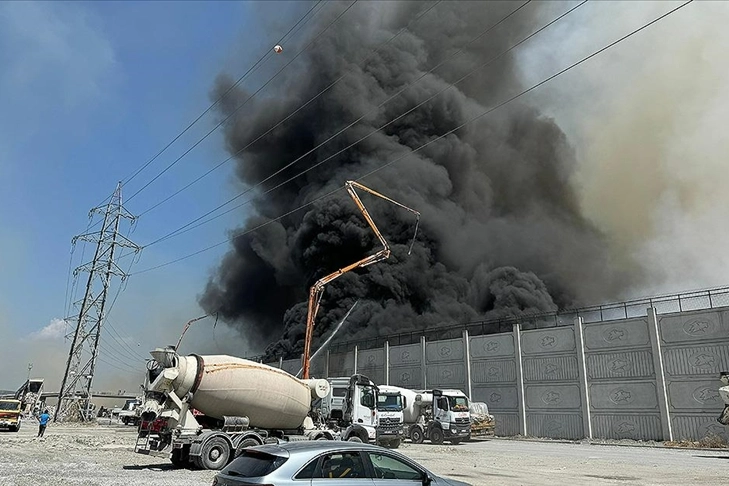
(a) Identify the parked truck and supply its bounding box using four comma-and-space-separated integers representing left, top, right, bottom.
378, 386, 471, 444
0, 399, 22, 432
134, 347, 337, 470
375, 385, 406, 448
318, 375, 404, 448
118, 398, 142, 426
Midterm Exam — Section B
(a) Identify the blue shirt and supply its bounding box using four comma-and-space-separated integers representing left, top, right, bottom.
39, 413, 50, 425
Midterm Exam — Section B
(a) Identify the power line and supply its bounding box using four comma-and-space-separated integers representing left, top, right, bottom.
120, 0, 325, 188
137, 0, 444, 218
132, 0, 693, 275
138, 0, 532, 247
125, 0, 359, 204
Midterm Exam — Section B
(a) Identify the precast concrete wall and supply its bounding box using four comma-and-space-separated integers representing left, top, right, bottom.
263, 293, 729, 442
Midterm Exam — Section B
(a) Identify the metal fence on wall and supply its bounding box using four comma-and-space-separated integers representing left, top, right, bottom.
261, 299, 729, 442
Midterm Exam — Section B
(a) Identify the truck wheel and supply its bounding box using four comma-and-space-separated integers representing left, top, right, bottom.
430, 428, 444, 445
410, 427, 424, 444
450, 438, 461, 445
9, 425, 18, 432
199, 436, 231, 470
234, 438, 260, 458
389, 439, 401, 449
347, 436, 363, 443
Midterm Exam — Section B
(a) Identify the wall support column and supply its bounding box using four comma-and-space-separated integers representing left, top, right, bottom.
354, 346, 358, 375
384, 341, 390, 385
513, 323, 527, 436
463, 329, 472, 399
421, 336, 427, 389
574, 316, 592, 439
647, 307, 673, 441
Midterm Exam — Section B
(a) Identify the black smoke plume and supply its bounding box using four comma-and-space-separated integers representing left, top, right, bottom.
199, 1, 635, 360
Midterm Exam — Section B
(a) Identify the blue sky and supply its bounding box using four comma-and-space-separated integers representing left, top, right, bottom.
0, 0, 311, 390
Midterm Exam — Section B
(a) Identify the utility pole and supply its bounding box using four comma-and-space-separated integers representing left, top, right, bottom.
27, 363, 32, 382
55, 183, 139, 422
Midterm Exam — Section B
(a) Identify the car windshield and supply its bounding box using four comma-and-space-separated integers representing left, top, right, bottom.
0, 401, 20, 412
221, 450, 288, 478
377, 394, 402, 411
447, 396, 469, 411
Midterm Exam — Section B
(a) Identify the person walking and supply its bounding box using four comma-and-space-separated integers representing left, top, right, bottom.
37, 409, 50, 438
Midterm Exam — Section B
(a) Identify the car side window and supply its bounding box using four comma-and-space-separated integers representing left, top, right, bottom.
294, 457, 319, 479
367, 453, 422, 481
317, 452, 367, 479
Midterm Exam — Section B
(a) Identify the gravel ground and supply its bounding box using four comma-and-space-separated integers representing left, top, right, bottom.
0, 422, 727, 485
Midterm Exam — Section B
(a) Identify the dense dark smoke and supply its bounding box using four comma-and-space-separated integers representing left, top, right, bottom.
200, 1, 637, 360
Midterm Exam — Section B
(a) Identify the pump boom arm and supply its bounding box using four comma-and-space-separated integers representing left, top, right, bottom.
301, 181, 419, 379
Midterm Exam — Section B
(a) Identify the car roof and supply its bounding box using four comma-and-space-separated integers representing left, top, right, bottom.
249, 440, 398, 458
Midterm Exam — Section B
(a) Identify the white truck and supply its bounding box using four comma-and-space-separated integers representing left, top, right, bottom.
318, 374, 404, 448
375, 385, 406, 448
134, 347, 338, 470
378, 386, 471, 445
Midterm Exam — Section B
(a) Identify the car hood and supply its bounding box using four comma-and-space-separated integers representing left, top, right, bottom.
435, 475, 473, 486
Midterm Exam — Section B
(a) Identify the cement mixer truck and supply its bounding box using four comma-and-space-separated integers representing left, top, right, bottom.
378, 386, 471, 445
719, 371, 729, 428
134, 347, 338, 470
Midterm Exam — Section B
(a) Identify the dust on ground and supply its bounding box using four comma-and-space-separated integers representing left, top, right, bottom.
0, 422, 727, 485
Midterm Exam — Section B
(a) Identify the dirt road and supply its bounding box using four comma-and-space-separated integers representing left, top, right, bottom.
0, 423, 726, 485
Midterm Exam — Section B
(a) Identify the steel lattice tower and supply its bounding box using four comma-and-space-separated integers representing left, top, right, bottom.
55, 183, 139, 421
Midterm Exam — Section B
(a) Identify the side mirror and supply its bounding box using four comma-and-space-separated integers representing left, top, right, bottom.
422, 473, 433, 486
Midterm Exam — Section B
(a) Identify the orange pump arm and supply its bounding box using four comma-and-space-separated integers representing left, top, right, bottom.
301, 181, 419, 379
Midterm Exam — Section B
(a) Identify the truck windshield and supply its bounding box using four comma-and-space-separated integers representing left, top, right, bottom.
447, 396, 469, 412
377, 394, 402, 411
0, 401, 20, 412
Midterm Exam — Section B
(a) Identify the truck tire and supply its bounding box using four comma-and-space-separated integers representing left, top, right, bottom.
347, 436, 363, 443
234, 438, 261, 458
410, 427, 424, 444
450, 438, 461, 445
9, 425, 18, 432
389, 439, 401, 449
429, 428, 444, 445
198, 436, 231, 470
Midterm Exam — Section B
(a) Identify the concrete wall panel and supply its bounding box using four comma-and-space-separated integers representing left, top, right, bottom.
671, 414, 729, 442
591, 414, 662, 440
658, 310, 727, 344
521, 327, 575, 355
525, 384, 581, 410
329, 352, 355, 377
493, 413, 519, 436
389, 366, 423, 389
523, 356, 579, 382
470, 334, 515, 359
586, 351, 654, 380
583, 319, 650, 350
527, 413, 583, 439
662, 344, 729, 377
426, 363, 466, 389
389, 344, 422, 366
471, 360, 517, 384
426, 338, 464, 364
472, 385, 518, 412
666, 380, 725, 411
589, 382, 658, 411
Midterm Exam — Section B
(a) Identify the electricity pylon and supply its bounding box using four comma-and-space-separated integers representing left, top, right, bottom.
55, 183, 139, 421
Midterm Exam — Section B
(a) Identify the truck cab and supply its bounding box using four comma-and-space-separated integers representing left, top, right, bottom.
430, 389, 471, 442
321, 375, 378, 444
376, 388, 405, 448
0, 399, 22, 432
